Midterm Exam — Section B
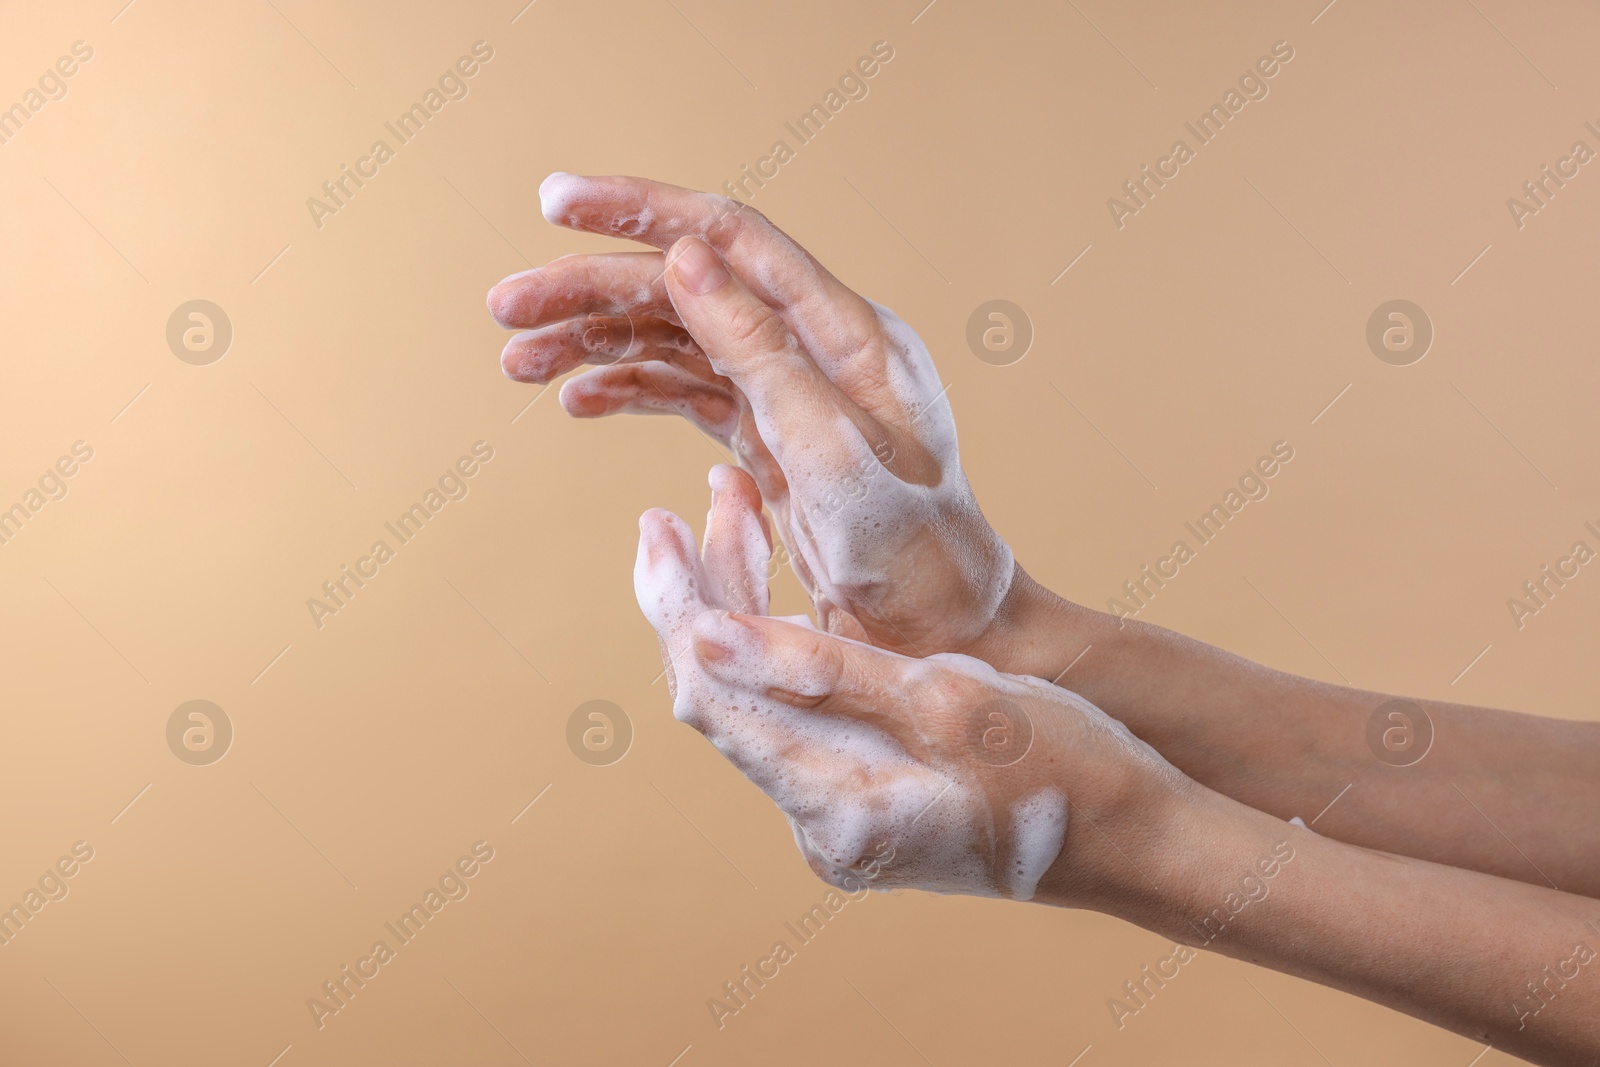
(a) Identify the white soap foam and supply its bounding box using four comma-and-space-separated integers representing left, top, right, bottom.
690, 296, 1015, 651
767, 410, 1012, 650
704, 464, 772, 616
538, 171, 584, 225
532, 182, 1012, 665
635, 504, 1064, 901
1008, 789, 1069, 902
616, 228, 1090, 900
539, 171, 656, 238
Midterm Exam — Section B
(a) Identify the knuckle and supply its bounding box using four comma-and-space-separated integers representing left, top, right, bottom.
576, 319, 624, 356
709, 200, 767, 242
766, 632, 846, 709
725, 300, 790, 352
943, 672, 989, 708
911, 657, 990, 714
670, 694, 704, 730
830, 570, 888, 610
794, 634, 847, 697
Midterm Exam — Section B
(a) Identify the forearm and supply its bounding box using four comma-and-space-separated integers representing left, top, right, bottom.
980, 568, 1600, 896
1043, 783, 1600, 1066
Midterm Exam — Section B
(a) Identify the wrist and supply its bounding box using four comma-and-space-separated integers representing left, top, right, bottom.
1031, 753, 1206, 915
1035, 766, 1296, 940
1007, 677, 1214, 916
966, 565, 1101, 682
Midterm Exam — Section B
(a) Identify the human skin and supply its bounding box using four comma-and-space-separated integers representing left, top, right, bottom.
638, 463, 1600, 1067
486, 173, 1600, 902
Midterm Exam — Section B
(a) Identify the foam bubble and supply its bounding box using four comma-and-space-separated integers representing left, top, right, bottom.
538, 171, 658, 238
1008, 790, 1068, 901
637, 513, 1069, 900
764, 400, 1012, 648
539, 171, 586, 225
632, 284, 1073, 897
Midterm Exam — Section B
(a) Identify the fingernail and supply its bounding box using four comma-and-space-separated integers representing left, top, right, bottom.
691, 610, 735, 663
671, 240, 729, 295
707, 463, 742, 495
694, 632, 731, 662
691, 611, 762, 667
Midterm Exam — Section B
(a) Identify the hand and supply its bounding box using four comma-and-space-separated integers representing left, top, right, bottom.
490, 174, 1040, 666
633, 463, 1180, 901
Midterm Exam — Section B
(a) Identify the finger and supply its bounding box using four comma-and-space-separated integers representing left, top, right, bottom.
501, 316, 708, 384
634, 508, 709, 632
487, 252, 677, 329
789, 817, 879, 891
701, 465, 769, 616
663, 237, 883, 476
688, 611, 928, 754
554, 355, 791, 506
538, 173, 879, 366
559, 363, 740, 442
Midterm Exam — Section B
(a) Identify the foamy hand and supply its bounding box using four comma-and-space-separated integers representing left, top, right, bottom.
631, 464, 1167, 900
489, 175, 1019, 663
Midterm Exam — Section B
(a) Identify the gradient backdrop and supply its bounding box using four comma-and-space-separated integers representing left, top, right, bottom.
1, 0, 1595, 1064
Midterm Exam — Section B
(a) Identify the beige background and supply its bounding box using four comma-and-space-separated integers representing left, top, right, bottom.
2, 0, 1596, 1064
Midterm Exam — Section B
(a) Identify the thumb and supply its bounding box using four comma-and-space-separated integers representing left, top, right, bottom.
689, 612, 930, 755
